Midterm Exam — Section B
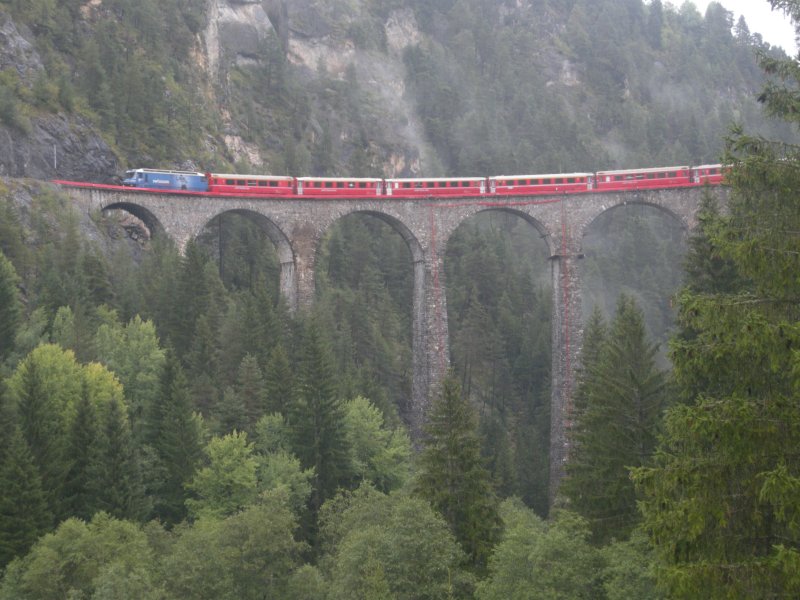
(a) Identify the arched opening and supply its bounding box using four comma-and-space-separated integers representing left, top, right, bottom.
581, 202, 688, 361
100, 202, 164, 244
315, 211, 418, 426
444, 209, 553, 516
196, 209, 292, 303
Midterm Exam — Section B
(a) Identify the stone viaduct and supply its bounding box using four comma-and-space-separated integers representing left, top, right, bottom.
61, 183, 725, 496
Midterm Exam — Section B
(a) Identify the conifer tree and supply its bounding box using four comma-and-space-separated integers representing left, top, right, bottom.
0, 250, 21, 362
0, 426, 51, 567
634, 6, 800, 593
236, 353, 267, 428
264, 344, 293, 415
415, 374, 501, 568
61, 381, 98, 521
215, 386, 248, 435
145, 349, 203, 524
288, 318, 350, 513
563, 295, 666, 543
13, 355, 66, 517
89, 396, 147, 521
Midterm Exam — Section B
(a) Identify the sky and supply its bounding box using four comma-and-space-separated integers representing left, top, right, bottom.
688, 0, 798, 53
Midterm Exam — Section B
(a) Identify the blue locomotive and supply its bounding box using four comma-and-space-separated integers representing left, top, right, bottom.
122, 168, 209, 192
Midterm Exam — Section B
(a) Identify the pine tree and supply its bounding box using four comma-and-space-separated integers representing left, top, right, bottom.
89, 396, 147, 521
61, 381, 98, 521
145, 349, 203, 524
415, 374, 501, 568
288, 318, 350, 514
236, 353, 267, 428
215, 386, 248, 435
264, 344, 293, 415
0, 426, 51, 567
14, 355, 65, 518
0, 250, 21, 362
563, 295, 666, 543
633, 8, 800, 593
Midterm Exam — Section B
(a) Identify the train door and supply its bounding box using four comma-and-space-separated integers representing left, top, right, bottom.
297, 179, 304, 195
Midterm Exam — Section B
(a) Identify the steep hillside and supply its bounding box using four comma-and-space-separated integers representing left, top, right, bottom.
0, 0, 790, 180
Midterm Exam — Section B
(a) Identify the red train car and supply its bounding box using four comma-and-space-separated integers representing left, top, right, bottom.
385, 177, 486, 197
296, 177, 383, 197
489, 173, 593, 196
692, 164, 726, 185
595, 166, 692, 191
206, 173, 294, 196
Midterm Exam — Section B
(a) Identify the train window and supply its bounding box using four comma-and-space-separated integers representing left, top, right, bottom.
258, 181, 267, 187
668, 172, 677, 178
247, 180, 258, 186
544, 179, 551, 184
647, 174, 654, 179
658, 173, 666, 178
337, 182, 344, 188
358, 182, 365, 188
237, 180, 245, 185
269, 181, 277, 187
226, 179, 235, 185
325, 182, 333, 188
710, 168, 717, 174
567, 178, 575, 183
615, 176, 623, 181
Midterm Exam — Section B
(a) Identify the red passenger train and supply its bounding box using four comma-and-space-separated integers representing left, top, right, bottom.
55, 164, 727, 198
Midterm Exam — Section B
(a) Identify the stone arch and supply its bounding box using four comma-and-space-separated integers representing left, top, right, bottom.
318, 208, 425, 263
197, 208, 298, 311
314, 207, 428, 434
99, 201, 165, 241
448, 206, 555, 256
581, 198, 691, 242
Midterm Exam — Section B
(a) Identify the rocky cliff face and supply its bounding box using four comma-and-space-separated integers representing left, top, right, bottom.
0, 15, 117, 182
204, 0, 434, 175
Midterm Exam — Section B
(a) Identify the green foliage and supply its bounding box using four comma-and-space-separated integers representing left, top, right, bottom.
0, 513, 159, 600
186, 431, 259, 520
256, 449, 314, 514
144, 349, 204, 524
0, 427, 51, 568
0, 251, 21, 362
415, 374, 501, 568
288, 318, 351, 513
445, 213, 552, 514
476, 500, 604, 600
88, 396, 147, 521
162, 496, 306, 600
563, 294, 667, 543
343, 395, 411, 492
632, 5, 800, 594
93, 314, 165, 442
602, 530, 663, 600
320, 486, 472, 599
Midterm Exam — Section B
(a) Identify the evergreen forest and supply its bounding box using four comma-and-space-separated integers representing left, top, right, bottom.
2, 0, 800, 598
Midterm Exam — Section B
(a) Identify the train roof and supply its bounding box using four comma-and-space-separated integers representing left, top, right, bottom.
692, 164, 725, 170
125, 168, 205, 176
296, 176, 383, 182
596, 166, 690, 175
491, 173, 594, 179
209, 173, 292, 180
385, 176, 485, 182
